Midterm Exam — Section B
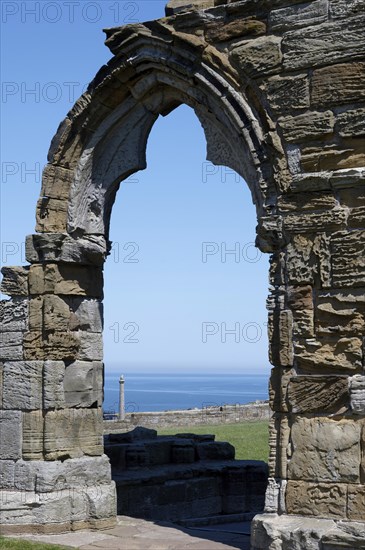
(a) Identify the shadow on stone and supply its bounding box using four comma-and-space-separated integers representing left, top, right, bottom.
104, 427, 268, 531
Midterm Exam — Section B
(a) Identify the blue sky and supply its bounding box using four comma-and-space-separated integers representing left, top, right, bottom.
1, 1, 270, 375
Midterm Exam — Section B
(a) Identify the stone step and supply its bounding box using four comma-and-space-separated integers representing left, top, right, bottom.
177, 512, 255, 528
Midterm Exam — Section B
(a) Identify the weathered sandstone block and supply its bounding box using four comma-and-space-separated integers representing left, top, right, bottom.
268, 310, 293, 367
0, 299, 28, 332
36, 197, 68, 233
348, 206, 365, 229
44, 408, 103, 460
282, 17, 365, 70
77, 332, 103, 361
283, 209, 347, 234
278, 111, 334, 143
336, 108, 365, 138
295, 337, 363, 373
25, 233, 65, 263
40, 163, 73, 200
286, 480, 347, 519
25, 233, 107, 266
43, 295, 73, 332
22, 410, 44, 459
0, 411, 22, 460
300, 139, 365, 171
287, 376, 349, 414
230, 35, 282, 77
288, 417, 361, 483
269, 0, 328, 32
28, 296, 43, 331
0, 489, 72, 526
0, 460, 15, 489
261, 74, 309, 116
278, 192, 337, 213
316, 290, 365, 337
0, 332, 23, 361
347, 484, 365, 522
287, 286, 315, 338
329, 0, 365, 18
0, 266, 29, 297
269, 367, 294, 412
205, 18, 266, 43
2, 362, 43, 410
330, 231, 365, 288
286, 234, 330, 287
23, 331, 80, 361
256, 215, 288, 253
67, 298, 103, 332
251, 514, 352, 550
40, 456, 111, 493
268, 414, 290, 479
43, 360, 103, 409
82, 483, 117, 520
311, 62, 365, 107
28, 264, 103, 297
29, 296, 103, 334
14, 460, 37, 491
349, 375, 365, 415
196, 441, 235, 460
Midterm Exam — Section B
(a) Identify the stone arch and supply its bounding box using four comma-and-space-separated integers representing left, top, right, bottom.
1, 1, 364, 546
34, 24, 287, 247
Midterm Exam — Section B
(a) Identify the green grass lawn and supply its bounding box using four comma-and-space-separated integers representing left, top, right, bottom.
158, 420, 269, 462
0, 537, 70, 550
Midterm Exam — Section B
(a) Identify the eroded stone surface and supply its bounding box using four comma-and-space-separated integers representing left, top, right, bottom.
0, 411, 22, 460
286, 481, 347, 519
22, 411, 44, 460
2, 362, 43, 410
0, 266, 29, 296
288, 417, 361, 483
44, 408, 103, 460
0, 299, 28, 332
295, 337, 363, 373
230, 35, 282, 77
287, 376, 349, 413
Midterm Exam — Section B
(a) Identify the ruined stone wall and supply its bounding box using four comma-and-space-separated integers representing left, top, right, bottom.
0, 0, 364, 542
104, 402, 271, 432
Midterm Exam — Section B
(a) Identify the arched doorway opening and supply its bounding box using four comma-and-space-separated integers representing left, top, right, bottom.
103, 104, 270, 419
102, 102, 270, 523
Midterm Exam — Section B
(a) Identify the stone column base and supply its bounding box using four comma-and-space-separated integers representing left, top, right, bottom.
0, 482, 117, 535
251, 513, 365, 549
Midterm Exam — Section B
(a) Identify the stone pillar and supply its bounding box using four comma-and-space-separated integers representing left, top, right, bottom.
0, 239, 117, 533
119, 375, 125, 420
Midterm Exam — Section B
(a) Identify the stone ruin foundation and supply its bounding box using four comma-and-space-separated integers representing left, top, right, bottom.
0, 0, 364, 547
104, 426, 268, 522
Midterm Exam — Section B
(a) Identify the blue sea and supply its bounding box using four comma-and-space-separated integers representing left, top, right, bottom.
103, 372, 269, 413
